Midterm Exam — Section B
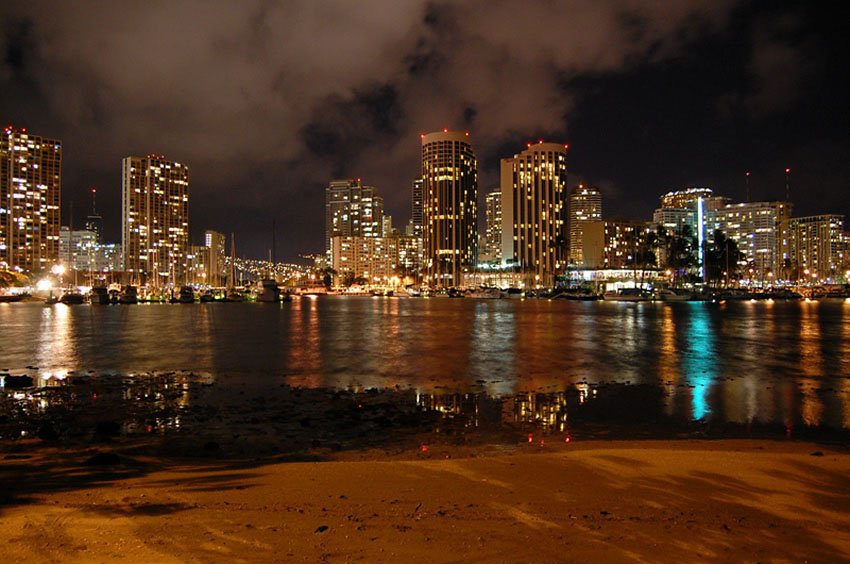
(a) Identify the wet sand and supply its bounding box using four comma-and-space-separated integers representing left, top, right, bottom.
2, 439, 849, 562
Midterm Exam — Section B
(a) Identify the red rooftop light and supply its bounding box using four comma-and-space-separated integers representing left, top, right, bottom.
785, 168, 791, 174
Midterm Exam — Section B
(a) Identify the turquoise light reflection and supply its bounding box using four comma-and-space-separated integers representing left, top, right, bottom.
682, 304, 715, 420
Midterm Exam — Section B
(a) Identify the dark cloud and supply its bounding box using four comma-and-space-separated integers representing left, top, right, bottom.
2, 0, 845, 260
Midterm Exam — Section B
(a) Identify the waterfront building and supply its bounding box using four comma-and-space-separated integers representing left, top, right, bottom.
421, 131, 477, 287
325, 179, 384, 262
0, 126, 62, 274
568, 184, 601, 267
411, 177, 423, 239
660, 187, 728, 211
582, 219, 652, 270
59, 227, 123, 277
396, 234, 421, 277
787, 214, 845, 281
121, 154, 190, 286
480, 189, 502, 264
501, 143, 568, 285
709, 201, 793, 278
186, 244, 209, 286
85, 188, 103, 243
204, 230, 226, 286
331, 235, 399, 285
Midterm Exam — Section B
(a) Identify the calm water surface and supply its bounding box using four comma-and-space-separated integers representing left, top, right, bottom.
1, 297, 849, 440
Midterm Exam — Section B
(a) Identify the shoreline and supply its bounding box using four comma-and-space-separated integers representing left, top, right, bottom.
2, 438, 848, 562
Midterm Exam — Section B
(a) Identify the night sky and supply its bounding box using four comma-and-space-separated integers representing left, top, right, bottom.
2, 0, 848, 261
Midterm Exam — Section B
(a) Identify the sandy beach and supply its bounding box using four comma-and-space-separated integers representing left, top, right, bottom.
1, 439, 848, 562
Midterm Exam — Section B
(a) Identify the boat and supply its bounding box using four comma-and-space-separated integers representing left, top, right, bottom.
118, 285, 139, 304
553, 288, 600, 301
0, 293, 28, 303
255, 279, 281, 302
466, 287, 502, 299
59, 291, 85, 305
402, 286, 422, 298
177, 285, 195, 303
90, 286, 111, 305
500, 288, 525, 299
655, 288, 693, 302
199, 289, 216, 303
108, 289, 120, 304
603, 288, 653, 302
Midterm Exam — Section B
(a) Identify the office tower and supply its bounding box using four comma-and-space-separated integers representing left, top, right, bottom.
122, 154, 190, 286
59, 227, 122, 276
330, 235, 399, 285
501, 143, 568, 284
85, 188, 103, 243
325, 179, 384, 260
710, 201, 793, 277
0, 126, 62, 274
421, 130, 477, 287
660, 187, 727, 210
582, 219, 651, 269
481, 190, 502, 264
568, 184, 602, 266
788, 214, 845, 280
204, 230, 227, 286
411, 177, 423, 238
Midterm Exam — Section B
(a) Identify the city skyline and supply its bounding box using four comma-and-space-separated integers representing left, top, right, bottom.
1, 1, 848, 260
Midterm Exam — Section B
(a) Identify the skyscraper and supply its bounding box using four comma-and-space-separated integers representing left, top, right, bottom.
85, 187, 103, 243
568, 184, 602, 266
481, 190, 502, 264
204, 230, 227, 286
0, 126, 62, 274
122, 154, 190, 286
325, 179, 384, 261
788, 214, 845, 280
500, 143, 568, 284
421, 130, 477, 287
411, 177, 423, 239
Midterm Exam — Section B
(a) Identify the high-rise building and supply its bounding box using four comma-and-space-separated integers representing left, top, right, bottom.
480, 190, 502, 264
0, 126, 62, 274
331, 235, 399, 285
325, 179, 384, 261
411, 177, 423, 239
501, 143, 568, 284
204, 230, 227, 286
788, 215, 845, 280
568, 184, 602, 266
421, 131, 477, 287
122, 154, 190, 286
709, 201, 792, 277
59, 227, 123, 277
660, 187, 728, 211
85, 187, 103, 243
582, 219, 651, 269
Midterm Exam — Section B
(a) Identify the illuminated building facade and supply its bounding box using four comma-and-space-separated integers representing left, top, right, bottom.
501, 143, 568, 285
660, 187, 727, 211
59, 227, 123, 275
204, 230, 227, 286
568, 184, 601, 266
122, 154, 190, 286
325, 179, 384, 261
582, 219, 651, 269
0, 126, 62, 274
421, 131, 477, 287
788, 214, 845, 280
331, 235, 399, 285
709, 201, 793, 277
410, 177, 423, 238
480, 189, 502, 264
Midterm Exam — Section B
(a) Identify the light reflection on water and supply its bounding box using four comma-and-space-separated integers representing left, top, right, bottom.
1, 298, 850, 433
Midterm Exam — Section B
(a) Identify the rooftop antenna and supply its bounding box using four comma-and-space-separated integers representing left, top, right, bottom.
745, 171, 750, 203
784, 168, 791, 202
91, 187, 97, 215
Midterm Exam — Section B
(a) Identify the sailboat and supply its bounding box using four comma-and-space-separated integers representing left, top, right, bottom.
60, 201, 85, 305
225, 232, 245, 302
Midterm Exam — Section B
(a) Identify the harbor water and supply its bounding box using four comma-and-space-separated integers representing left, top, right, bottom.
1, 297, 849, 449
